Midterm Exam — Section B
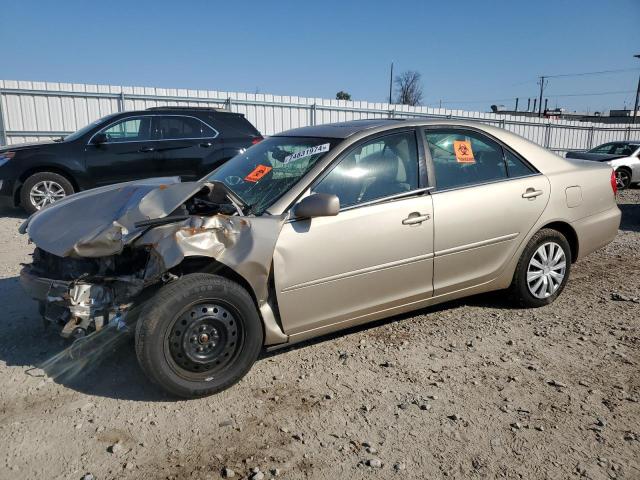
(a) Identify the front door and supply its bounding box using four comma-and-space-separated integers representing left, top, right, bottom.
273, 130, 434, 336
423, 127, 550, 295
85, 116, 159, 185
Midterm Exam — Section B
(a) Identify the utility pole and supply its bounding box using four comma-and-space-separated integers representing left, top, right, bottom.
389, 62, 394, 104
633, 54, 640, 124
538, 76, 546, 118
514, 98, 519, 112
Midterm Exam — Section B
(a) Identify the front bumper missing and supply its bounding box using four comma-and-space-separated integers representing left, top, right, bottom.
20, 266, 129, 338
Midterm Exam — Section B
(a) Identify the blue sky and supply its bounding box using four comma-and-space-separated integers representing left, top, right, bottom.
1, 0, 639, 113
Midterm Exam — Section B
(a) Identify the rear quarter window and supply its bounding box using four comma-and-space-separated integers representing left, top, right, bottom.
209, 114, 261, 137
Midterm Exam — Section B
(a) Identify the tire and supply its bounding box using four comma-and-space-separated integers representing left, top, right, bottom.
615, 168, 632, 190
20, 171, 74, 214
135, 273, 263, 398
509, 228, 571, 308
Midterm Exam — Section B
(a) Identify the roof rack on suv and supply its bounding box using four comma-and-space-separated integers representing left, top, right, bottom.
145, 106, 227, 112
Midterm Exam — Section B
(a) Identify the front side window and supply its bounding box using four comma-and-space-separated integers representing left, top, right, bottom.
152, 116, 216, 140
589, 143, 614, 154
424, 129, 507, 190
312, 131, 420, 208
99, 117, 151, 143
207, 136, 339, 214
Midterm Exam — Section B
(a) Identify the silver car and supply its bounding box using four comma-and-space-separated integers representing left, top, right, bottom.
19, 119, 621, 398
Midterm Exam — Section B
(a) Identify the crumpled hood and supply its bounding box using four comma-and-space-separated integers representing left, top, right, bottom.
21, 177, 208, 257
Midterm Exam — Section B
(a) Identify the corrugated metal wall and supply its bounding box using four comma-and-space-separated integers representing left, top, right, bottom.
2, 79, 639, 155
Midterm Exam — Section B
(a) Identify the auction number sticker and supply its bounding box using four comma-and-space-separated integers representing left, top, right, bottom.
244, 164, 272, 182
283, 143, 330, 164
454, 140, 475, 163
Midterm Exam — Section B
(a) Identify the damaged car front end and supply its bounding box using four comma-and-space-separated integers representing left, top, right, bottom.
19, 176, 286, 343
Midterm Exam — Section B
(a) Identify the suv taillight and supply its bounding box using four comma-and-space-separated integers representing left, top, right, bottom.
610, 169, 618, 196
251, 137, 263, 145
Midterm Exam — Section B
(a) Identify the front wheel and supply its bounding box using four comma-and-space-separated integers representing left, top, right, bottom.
135, 273, 263, 398
21, 171, 75, 214
509, 229, 571, 308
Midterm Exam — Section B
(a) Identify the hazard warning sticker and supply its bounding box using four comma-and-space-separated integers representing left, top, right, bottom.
244, 164, 272, 182
453, 140, 475, 163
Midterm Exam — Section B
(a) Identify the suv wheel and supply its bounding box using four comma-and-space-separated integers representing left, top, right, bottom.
21, 172, 74, 214
615, 168, 632, 190
509, 228, 571, 308
135, 273, 263, 398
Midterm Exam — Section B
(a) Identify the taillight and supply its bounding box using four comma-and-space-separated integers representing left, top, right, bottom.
0, 151, 15, 166
610, 169, 618, 196
251, 137, 263, 145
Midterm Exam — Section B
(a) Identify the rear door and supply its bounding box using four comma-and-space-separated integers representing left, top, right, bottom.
152, 115, 224, 180
85, 116, 159, 185
423, 127, 550, 295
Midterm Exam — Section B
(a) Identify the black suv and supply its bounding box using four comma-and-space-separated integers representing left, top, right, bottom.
0, 107, 262, 213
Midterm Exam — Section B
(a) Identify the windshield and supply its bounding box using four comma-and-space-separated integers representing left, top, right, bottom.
63, 113, 120, 142
207, 136, 339, 214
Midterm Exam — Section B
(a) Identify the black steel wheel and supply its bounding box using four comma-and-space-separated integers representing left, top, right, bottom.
135, 273, 263, 398
166, 302, 243, 377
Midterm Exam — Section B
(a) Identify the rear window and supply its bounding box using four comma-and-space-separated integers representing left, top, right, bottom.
210, 114, 261, 137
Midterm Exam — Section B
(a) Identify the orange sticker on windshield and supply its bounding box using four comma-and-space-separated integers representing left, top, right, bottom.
244, 164, 272, 182
454, 140, 475, 163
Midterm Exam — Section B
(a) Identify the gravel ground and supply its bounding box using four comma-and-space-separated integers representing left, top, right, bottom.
0, 189, 638, 480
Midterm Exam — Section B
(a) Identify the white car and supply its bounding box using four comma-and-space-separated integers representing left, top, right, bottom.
566, 141, 640, 189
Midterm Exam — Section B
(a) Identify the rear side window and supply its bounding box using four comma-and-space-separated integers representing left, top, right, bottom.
504, 150, 535, 178
610, 143, 634, 156
424, 129, 507, 190
152, 116, 217, 140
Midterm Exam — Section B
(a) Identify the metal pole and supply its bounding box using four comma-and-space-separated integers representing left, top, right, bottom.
0, 89, 7, 146
538, 76, 545, 118
632, 59, 640, 124
311, 103, 317, 126
514, 98, 519, 112
389, 62, 394, 104
119, 92, 125, 112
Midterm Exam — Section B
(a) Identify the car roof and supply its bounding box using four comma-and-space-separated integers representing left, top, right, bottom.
274, 119, 408, 139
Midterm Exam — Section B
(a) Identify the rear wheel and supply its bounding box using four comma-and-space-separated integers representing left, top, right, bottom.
21, 171, 74, 214
135, 273, 263, 398
509, 229, 571, 307
615, 168, 632, 190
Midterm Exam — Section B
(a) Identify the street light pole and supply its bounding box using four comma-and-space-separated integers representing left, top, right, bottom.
538, 76, 546, 118
632, 54, 640, 125
389, 62, 394, 104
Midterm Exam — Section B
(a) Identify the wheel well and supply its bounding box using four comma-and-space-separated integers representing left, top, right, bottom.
15, 166, 79, 205
171, 257, 259, 305
541, 221, 579, 263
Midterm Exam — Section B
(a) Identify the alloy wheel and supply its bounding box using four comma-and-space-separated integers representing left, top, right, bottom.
615, 169, 631, 189
526, 241, 566, 299
29, 180, 66, 209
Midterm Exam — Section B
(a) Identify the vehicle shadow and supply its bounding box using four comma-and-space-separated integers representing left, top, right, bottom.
0, 206, 28, 220
619, 201, 640, 232
0, 275, 174, 402
0, 271, 514, 402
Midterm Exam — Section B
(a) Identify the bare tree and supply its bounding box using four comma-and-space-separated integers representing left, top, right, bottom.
394, 70, 423, 106
336, 91, 352, 100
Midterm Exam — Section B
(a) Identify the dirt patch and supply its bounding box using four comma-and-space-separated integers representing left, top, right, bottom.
0, 188, 638, 479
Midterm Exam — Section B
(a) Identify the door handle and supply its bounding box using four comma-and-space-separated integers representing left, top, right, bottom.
139, 146, 155, 153
522, 188, 543, 199
199, 142, 213, 148
402, 212, 431, 225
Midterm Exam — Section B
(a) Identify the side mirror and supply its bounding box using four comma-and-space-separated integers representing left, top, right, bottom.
92, 132, 108, 144
293, 193, 340, 219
